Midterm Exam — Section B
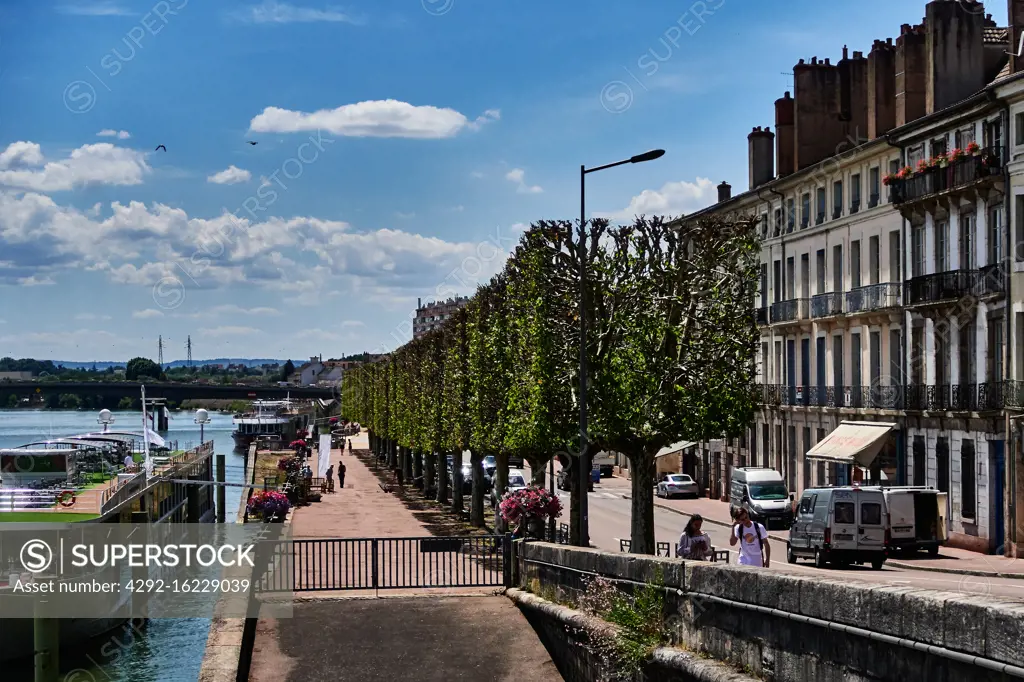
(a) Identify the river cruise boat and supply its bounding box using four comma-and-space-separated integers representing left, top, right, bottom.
232, 398, 310, 449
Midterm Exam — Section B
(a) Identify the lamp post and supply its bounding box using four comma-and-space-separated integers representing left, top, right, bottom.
577, 149, 665, 547
195, 408, 211, 445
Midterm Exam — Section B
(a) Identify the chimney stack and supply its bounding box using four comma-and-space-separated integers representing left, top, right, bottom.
867, 39, 897, 138
793, 56, 844, 170
748, 126, 776, 190
717, 181, 732, 203
775, 92, 795, 177
896, 23, 927, 126
925, 1, 984, 114
1011, 0, 1024, 74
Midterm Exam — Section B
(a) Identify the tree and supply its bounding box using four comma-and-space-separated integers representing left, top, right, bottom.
125, 357, 165, 381
280, 360, 295, 382
5, 394, 18, 408
118, 396, 136, 410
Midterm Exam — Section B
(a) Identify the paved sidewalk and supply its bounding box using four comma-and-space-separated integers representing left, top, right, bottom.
611, 480, 1024, 579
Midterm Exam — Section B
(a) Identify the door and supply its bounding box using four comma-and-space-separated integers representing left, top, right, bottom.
857, 494, 886, 554
994, 442, 1005, 553
794, 493, 816, 550
885, 491, 916, 542
816, 336, 826, 405
830, 490, 858, 550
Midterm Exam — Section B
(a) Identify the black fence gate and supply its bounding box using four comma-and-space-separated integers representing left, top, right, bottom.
255, 534, 512, 592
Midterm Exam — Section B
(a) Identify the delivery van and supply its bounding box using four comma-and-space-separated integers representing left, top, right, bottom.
867, 486, 945, 555
787, 486, 888, 569
729, 467, 793, 529
593, 452, 617, 477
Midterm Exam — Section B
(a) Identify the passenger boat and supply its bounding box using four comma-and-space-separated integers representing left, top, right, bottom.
232, 398, 309, 449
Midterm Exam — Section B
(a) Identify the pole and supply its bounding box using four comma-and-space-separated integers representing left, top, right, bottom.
578, 163, 590, 548
548, 456, 556, 541
216, 454, 226, 523
33, 602, 58, 682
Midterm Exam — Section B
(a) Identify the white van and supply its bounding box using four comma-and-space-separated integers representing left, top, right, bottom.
868, 486, 945, 555
729, 467, 793, 529
787, 486, 889, 569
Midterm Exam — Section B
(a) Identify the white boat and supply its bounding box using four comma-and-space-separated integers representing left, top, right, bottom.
232, 398, 309, 449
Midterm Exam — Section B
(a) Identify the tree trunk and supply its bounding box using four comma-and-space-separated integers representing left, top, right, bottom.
388, 439, 397, 468
423, 449, 435, 498
451, 452, 465, 514
628, 449, 657, 554
436, 451, 449, 504
413, 451, 424, 490
403, 446, 413, 480
494, 452, 509, 533
567, 456, 580, 546
470, 450, 485, 527
525, 454, 548, 486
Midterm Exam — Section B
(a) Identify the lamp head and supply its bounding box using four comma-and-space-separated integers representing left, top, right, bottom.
630, 149, 665, 164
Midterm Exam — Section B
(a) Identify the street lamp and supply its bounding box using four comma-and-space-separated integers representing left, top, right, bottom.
577, 149, 665, 547
98, 409, 115, 433
195, 408, 211, 445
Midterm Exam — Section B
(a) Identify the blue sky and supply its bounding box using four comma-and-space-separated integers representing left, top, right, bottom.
0, 0, 1006, 362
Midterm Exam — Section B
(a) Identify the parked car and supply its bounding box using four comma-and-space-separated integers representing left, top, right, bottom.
656, 473, 698, 499
557, 468, 593, 492
787, 486, 888, 570
490, 470, 529, 507
729, 468, 793, 529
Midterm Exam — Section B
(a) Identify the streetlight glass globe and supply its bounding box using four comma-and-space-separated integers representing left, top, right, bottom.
195, 408, 210, 423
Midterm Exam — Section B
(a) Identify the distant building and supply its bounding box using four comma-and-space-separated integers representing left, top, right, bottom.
0, 371, 33, 381
292, 355, 360, 386
413, 296, 470, 338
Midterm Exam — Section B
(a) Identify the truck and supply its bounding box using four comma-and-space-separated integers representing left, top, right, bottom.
593, 451, 616, 477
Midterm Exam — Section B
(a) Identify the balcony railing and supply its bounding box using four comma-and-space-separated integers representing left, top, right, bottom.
891, 146, 1004, 205
810, 292, 844, 318
769, 298, 808, 323
845, 282, 901, 313
816, 212, 825, 225
978, 263, 1006, 296
868, 193, 879, 208
757, 382, 1015, 411
832, 206, 842, 220
905, 269, 980, 306
851, 199, 860, 214
801, 216, 809, 229
755, 306, 769, 325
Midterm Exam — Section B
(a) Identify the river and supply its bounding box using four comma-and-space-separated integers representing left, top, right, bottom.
0, 408, 248, 682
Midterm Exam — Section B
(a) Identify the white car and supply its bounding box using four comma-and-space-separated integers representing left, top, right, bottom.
490, 470, 529, 507
656, 474, 699, 499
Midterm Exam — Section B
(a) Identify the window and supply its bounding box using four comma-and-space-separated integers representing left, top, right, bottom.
816, 187, 826, 224
931, 136, 947, 158
803, 426, 812, 490
959, 322, 976, 385
913, 436, 926, 486
956, 126, 976, 149
985, 118, 1002, 154
888, 159, 900, 202
834, 502, 855, 524
1017, 195, 1024, 262
801, 193, 810, 228
890, 231, 901, 282
851, 240, 861, 288
833, 181, 843, 219
861, 502, 882, 525
760, 213, 768, 238
960, 212, 976, 270
908, 145, 925, 168
773, 259, 782, 302
990, 205, 1004, 266
774, 207, 783, 235
816, 249, 826, 293
760, 263, 768, 308
961, 440, 976, 520
991, 316, 1005, 383
1017, 112, 1024, 146
936, 438, 950, 493
869, 167, 880, 207
935, 219, 949, 273
799, 494, 816, 515
851, 173, 861, 213
869, 235, 880, 285
912, 224, 925, 277
832, 244, 844, 291
788, 198, 796, 231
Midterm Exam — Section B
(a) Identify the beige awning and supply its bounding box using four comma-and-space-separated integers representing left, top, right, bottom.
806, 421, 896, 467
655, 441, 697, 458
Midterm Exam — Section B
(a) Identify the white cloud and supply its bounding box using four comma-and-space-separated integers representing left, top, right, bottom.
341, 320, 364, 327
0, 141, 149, 192
467, 109, 500, 130
449, 205, 464, 212
596, 177, 717, 221
395, 211, 415, 219
207, 165, 252, 185
178, 305, 281, 318
19, 275, 55, 286
230, 1, 361, 24
97, 129, 131, 139
74, 313, 112, 321
132, 309, 164, 319
505, 168, 543, 194
199, 326, 261, 337
56, 2, 132, 15
249, 101, 497, 139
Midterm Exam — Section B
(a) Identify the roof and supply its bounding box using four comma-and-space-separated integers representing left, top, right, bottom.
984, 27, 1009, 44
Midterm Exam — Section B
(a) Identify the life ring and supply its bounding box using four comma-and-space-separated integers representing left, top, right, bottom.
57, 490, 76, 508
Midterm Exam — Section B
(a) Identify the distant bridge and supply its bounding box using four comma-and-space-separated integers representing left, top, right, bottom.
0, 381, 338, 402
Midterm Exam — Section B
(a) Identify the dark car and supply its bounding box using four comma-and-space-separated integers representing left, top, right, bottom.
557, 468, 593, 492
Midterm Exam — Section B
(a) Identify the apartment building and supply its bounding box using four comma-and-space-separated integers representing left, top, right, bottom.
412, 296, 469, 339
676, 0, 1024, 555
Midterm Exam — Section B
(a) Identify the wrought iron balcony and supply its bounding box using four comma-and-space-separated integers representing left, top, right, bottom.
904, 383, 1007, 412
978, 263, 1006, 296
769, 298, 808, 323
755, 306, 769, 325
891, 146, 1004, 205
850, 199, 860, 214
800, 216, 809, 229
868, 193, 879, 208
810, 292, 844, 318
757, 383, 1017, 411
816, 212, 825, 225
756, 384, 902, 409
845, 282, 901, 313
905, 269, 980, 306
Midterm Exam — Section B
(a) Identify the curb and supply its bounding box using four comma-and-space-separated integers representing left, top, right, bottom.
628, 493, 1023, 580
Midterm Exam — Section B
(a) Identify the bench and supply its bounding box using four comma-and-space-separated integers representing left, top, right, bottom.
619, 539, 728, 562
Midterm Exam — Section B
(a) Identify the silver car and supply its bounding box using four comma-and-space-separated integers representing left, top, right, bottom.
656, 473, 698, 499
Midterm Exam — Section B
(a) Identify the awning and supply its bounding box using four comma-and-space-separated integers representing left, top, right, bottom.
806, 421, 896, 468
655, 441, 697, 458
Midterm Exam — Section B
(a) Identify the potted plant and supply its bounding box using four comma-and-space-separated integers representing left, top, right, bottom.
916, 159, 929, 174
247, 490, 291, 522
896, 166, 912, 180
882, 173, 895, 186
498, 486, 563, 540
966, 141, 980, 155
948, 147, 965, 163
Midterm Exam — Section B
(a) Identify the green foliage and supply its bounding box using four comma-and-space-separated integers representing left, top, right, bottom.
118, 396, 136, 410
125, 357, 165, 381
280, 360, 295, 382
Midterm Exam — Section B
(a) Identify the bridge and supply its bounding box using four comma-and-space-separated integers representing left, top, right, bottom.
0, 381, 338, 402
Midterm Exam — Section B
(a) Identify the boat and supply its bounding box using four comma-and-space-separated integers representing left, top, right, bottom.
232, 398, 310, 449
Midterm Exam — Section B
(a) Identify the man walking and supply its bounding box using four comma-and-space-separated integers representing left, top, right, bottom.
729, 508, 770, 567
325, 464, 335, 493
338, 461, 346, 489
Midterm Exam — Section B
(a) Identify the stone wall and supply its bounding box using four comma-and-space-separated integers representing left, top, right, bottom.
517, 541, 1024, 682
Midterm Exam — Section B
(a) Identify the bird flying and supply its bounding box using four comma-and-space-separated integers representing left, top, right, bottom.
155, 145, 166, 152
247, 141, 258, 145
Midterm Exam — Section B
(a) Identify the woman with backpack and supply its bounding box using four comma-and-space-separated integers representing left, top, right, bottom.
729, 508, 770, 567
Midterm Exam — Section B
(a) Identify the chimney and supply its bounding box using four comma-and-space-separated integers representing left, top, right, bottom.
1011, 0, 1024, 74
775, 91, 795, 177
417, 297, 421, 309
837, 46, 868, 135
717, 181, 731, 203
925, 0, 984, 114
748, 126, 775, 189
896, 23, 927, 126
867, 39, 897, 138
793, 56, 845, 170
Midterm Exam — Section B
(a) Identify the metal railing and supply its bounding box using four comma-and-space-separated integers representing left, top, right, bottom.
757, 382, 1014, 411
618, 539, 729, 563
255, 535, 511, 592
810, 292, 844, 318
905, 269, 980, 305
891, 146, 1004, 204
979, 263, 1006, 296
846, 282, 901, 313
770, 298, 808, 323
755, 307, 769, 325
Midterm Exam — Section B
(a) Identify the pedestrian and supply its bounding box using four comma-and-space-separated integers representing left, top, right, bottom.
395, 466, 404, 488
676, 514, 711, 560
338, 462, 346, 489
325, 464, 334, 493
729, 507, 770, 567
348, 439, 353, 452
123, 453, 134, 472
